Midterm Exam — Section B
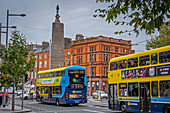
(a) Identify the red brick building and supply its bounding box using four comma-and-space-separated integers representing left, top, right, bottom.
64, 35, 132, 95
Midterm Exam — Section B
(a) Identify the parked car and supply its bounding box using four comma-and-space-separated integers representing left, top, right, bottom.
17, 90, 22, 96
92, 91, 108, 99
20, 91, 36, 100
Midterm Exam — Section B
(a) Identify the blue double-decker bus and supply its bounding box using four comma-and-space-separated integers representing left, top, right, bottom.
36, 66, 87, 105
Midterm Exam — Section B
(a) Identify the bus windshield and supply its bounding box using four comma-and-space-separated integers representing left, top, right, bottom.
68, 70, 85, 89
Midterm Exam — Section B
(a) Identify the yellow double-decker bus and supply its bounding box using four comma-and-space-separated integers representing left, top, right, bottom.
108, 46, 170, 113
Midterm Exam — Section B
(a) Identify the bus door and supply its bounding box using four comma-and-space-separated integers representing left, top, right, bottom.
109, 84, 118, 110
140, 82, 151, 113
48, 86, 52, 102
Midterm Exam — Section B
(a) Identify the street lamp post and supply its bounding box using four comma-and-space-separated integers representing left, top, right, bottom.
0, 23, 16, 107
6, 9, 26, 111
89, 59, 91, 96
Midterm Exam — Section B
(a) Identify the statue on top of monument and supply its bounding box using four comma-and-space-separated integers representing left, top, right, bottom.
56, 5, 59, 16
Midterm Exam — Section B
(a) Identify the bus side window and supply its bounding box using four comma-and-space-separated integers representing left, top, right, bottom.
159, 51, 170, 63
38, 74, 41, 79
128, 83, 138, 97
61, 71, 65, 76
41, 73, 44, 78
45, 73, 48, 78
119, 83, 127, 96
53, 86, 62, 94
128, 57, 138, 68
41, 86, 44, 94
110, 61, 117, 71
152, 81, 158, 97
58, 71, 61, 76
49, 72, 52, 77
53, 72, 55, 77
139, 55, 150, 66
119, 60, 126, 69
44, 86, 48, 94
160, 81, 170, 97
151, 53, 157, 64
56, 71, 58, 76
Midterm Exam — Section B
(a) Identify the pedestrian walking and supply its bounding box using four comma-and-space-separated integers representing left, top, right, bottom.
29, 89, 33, 100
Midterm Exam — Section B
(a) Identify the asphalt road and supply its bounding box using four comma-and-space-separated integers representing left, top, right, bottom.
13, 98, 117, 113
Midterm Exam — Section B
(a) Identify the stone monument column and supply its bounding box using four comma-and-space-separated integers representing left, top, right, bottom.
51, 5, 64, 69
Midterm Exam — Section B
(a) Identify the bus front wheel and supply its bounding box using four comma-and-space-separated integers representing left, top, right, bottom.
164, 105, 170, 113
121, 102, 126, 113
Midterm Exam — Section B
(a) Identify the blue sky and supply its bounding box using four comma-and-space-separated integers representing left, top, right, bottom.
0, 0, 160, 52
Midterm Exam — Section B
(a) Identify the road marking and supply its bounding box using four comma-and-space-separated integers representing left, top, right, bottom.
82, 109, 105, 113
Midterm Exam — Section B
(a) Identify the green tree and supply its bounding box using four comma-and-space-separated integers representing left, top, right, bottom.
146, 22, 170, 50
0, 30, 35, 110
94, 0, 169, 36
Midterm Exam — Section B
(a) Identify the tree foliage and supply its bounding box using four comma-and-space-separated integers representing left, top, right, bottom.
146, 21, 170, 50
94, 0, 170, 36
0, 30, 35, 88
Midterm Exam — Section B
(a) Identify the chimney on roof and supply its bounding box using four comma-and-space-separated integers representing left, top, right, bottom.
75, 33, 84, 40
42, 41, 49, 50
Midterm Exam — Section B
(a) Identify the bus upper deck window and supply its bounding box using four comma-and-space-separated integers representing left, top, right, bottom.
119, 60, 126, 69
58, 71, 61, 76
49, 72, 52, 77
139, 55, 150, 66
61, 71, 65, 76
56, 71, 58, 76
41, 73, 44, 78
151, 53, 157, 64
159, 51, 170, 63
128, 57, 138, 68
45, 73, 48, 78
110, 61, 117, 71
52, 72, 55, 77
38, 74, 40, 79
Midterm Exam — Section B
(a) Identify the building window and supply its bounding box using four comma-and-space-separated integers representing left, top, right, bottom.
96, 82, 99, 91
39, 61, 42, 68
115, 48, 119, 52
35, 56, 37, 60
79, 49, 81, 53
92, 67, 96, 76
92, 47, 94, 51
92, 82, 95, 91
125, 49, 127, 53
103, 82, 106, 91
115, 55, 118, 57
44, 61, 47, 67
68, 58, 70, 65
45, 54, 47, 59
92, 54, 95, 62
67, 51, 70, 55
106, 46, 108, 51
35, 62, 37, 67
106, 54, 108, 62
88, 82, 90, 91
40, 55, 42, 59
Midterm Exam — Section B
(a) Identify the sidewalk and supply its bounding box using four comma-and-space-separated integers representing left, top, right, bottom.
0, 104, 32, 113
87, 96, 108, 107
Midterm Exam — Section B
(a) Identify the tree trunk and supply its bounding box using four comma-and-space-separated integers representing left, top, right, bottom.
12, 75, 16, 111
